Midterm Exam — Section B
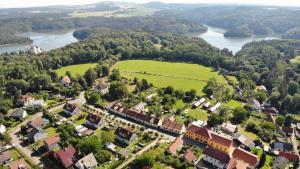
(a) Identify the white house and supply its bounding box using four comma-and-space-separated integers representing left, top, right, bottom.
0, 125, 6, 135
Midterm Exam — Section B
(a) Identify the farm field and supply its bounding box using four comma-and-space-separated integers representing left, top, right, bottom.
113, 60, 236, 95
55, 63, 97, 77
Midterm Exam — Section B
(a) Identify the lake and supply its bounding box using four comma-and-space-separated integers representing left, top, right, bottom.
199, 26, 279, 54
0, 30, 78, 54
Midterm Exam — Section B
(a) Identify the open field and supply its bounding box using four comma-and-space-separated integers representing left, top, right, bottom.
113, 60, 236, 95
55, 63, 97, 77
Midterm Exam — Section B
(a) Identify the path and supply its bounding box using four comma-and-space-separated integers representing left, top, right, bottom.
116, 138, 160, 169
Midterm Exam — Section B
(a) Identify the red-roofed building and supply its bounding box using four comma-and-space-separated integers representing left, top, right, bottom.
227, 158, 248, 169
183, 149, 198, 163
203, 146, 231, 168
85, 113, 105, 129
61, 76, 71, 86
44, 135, 60, 151
17, 95, 35, 107
10, 159, 30, 169
55, 145, 78, 168
161, 119, 185, 134
279, 151, 299, 162
282, 127, 293, 137
186, 125, 211, 143
28, 117, 46, 128
168, 137, 183, 155
232, 148, 258, 167
115, 127, 137, 145
208, 133, 233, 153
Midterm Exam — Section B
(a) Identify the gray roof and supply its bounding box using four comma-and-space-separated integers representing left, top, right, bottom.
75, 153, 98, 169
11, 108, 26, 118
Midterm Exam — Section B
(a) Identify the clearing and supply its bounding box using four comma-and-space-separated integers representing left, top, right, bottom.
113, 60, 236, 95
55, 63, 97, 77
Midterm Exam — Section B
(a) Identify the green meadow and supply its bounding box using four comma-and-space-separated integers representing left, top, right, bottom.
55, 63, 97, 77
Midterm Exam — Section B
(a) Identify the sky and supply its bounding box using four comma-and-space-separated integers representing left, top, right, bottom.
0, 0, 300, 8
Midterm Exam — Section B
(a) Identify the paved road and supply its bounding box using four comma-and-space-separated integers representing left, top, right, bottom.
291, 124, 299, 156
116, 138, 160, 169
8, 91, 86, 166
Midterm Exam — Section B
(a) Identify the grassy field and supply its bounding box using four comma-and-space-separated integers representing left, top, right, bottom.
113, 60, 236, 95
55, 63, 97, 77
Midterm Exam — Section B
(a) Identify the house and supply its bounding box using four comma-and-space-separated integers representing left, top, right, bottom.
10, 159, 30, 169
256, 85, 267, 92
0, 151, 12, 165
28, 117, 46, 128
278, 151, 299, 163
75, 153, 98, 169
167, 136, 183, 155
63, 103, 80, 115
75, 125, 88, 136
233, 133, 255, 150
248, 99, 261, 112
203, 102, 211, 109
94, 83, 109, 95
10, 108, 28, 120
44, 135, 60, 151
208, 102, 222, 113
85, 113, 105, 129
27, 127, 47, 143
202, 146, 230, 169
191, 120, 206, 127
227, 158, 248, 169
61, 76, 71, 86
55, 145, 78, 168
272, 156, 289, 169
185, 125, 211, 143
221, 122, 237, 134
192, 98, 206, 108
115, 127, 137, 145
30, 99, 45, 107
132, 102, 147, 112
272, 141, 293, 152
208, 133, 233, 153
161, 119, 185, 134
17, 95, 35, 107
232, 148, 258, 168
282, 127, 293, 137
0, 124, 6, 135
183, 149, 197, 163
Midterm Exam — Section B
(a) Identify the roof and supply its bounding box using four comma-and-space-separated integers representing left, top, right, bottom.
87, 113, 103, 124
0, 124, 6, 134
162, 119, 184, 132
227, 158, 248, 169
233, 134, 254, 148
282, 127, 293, 135
95, 83, 109, 90
204, 146, 230, 163
0, 151, 11, 163
278, 151, 299, 162
75, 153, 98, 169
222, 122, 237, 133
56, 145, 77, 168
187, 125, 211, 138
168, 137, 183, 155
273, 156, 289, 169
29, 117, 45, 128
115, 127, 135, 141
18, 95, 34, 103
256, 85, 267, 91
232, 148, 258, 166
183, 149, 197, 162
273, 141, 293, 152
110, 102, 128, 114
11, 108, 26, 117
63, 103, 78, 112
211, 133, 233, 148
61, 76, 71, 84
44, 135, 60, 146
10, 159, 30, 169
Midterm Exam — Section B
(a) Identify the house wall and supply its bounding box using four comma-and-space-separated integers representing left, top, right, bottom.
207, 140, 231, 153
202, 155, 226, 169
186, 131, 209, 143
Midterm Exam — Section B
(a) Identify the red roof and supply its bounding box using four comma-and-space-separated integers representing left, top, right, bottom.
162, 119, 184, 132
232, 148, 258, 166
204, 146, 230, 163
56, 145, 77, 168
211, 133, 232, 148
187, 125, 211, 138
115, 127, 135, 141
87, 113, 102, 124
227, 158, 248, 169
279, 151, 299, 162
44, 135, 60, 146
183, 149, 197, 163
168, 137, 183, 155
29, 117, 44, 128
282, 127, 293, 135
10, 159, 29, 169
18, 95, 34, 103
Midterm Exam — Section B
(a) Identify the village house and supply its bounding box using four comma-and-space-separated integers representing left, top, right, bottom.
208, 102, 222, 113
55, 145, 78, 169
85, 113, 105, 129
75, 153, 98, 169
192, 98, 206, 108
10, 159, 30, 169
221, 122, 237, 135
272, 141, 293, 152
44, 135, 60, 151
185, 125, 211, 143
0, 151, 12, 165
161, 118, 186, 134
27, 127, 47, 143
227, 158, 248, 169
94, 83, 109, 95
63, 103, 80, 116
208, 133, 233, 153
183, 149, 198, 164
0, 124, 6, 135
28, 117, 47, 129
231, 148, 258, 168
272, 156, 289, 169
203, 102, 211, 109
30, 99, 45, 107
17, 95, 35, 107
233, 133, 255, 151
282, 127, 293, 137
167, 136, 183, 155
115, 127, 137, 145
202, 146, 231, 169
61, 76, 71, 86
132, 102, 147, 112
278, 151, 299, 163
10, 108, 28, 120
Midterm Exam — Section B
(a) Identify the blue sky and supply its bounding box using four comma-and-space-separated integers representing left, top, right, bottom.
0, 0, 299, 8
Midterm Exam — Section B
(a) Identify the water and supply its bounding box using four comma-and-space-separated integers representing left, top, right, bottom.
0, 30, 78, 54
199, 26, 280, 54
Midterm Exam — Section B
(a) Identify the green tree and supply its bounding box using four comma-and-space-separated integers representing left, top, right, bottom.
275, 115, 284, 126
284, 115, 293, 127
109, 81, 128, 99
232, 107, 248, 124
208, 113, 224, 127
101, 130, 115, 143
109, 69, 121, 81
288, 81, 299, 95
135, 153, 154, 168
84, 69, 96, 87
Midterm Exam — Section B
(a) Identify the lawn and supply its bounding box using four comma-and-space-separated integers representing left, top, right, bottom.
45, 127, 58, 137
223, 100, 243, 109
238, 126, 258, 140
187, 108, 208, 121
113, 60, 235, 95
55, 63, 97, 77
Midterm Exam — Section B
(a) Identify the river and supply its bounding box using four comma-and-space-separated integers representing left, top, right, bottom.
199, 26, 280, 54
0, 30, 78, 54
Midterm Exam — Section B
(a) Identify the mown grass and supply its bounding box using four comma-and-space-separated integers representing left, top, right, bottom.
113, 60, 235, 95
55, 63, 97, 77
